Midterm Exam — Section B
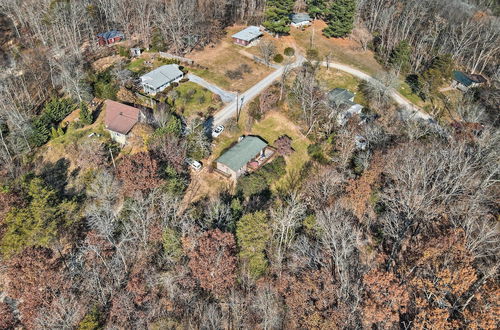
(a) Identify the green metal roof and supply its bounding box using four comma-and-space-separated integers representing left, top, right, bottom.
453, 71, 474, 87
328, 88, 355, 106
216, 136, 267, 172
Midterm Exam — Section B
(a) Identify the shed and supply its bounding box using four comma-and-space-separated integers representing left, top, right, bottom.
97, 30, 124, 46
291, 13, 312, 27
140, 64, 184, 95
215, 136, 268, 180
232, 26, 263, 46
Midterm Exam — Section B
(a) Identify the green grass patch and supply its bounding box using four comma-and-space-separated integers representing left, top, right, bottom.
290, 26, 383, 76
251, 114, 311, 189
189, 68, 231, 90
398, 82, 426, 107
126, 58, 146, 72
317, 68, 367, 106
174, 82, 221, 118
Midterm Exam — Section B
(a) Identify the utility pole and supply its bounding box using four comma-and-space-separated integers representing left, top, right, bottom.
235, 92, 239, 122
109, 147, 116, 169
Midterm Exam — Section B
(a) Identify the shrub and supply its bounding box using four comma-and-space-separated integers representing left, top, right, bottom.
179, 77, 190, 83
225, 69, 243, 80
162, 227, 183, 261
284, 47, 295, 56
171, 82, 179, 88
307, 143, 329, 164
274, 135, 294, 155
237, 156, 286, 198
273, 54, 284, 63
306, 48, 320, 61
239, 63, 252, 73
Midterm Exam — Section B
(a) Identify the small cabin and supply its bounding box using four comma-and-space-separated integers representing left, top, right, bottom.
452, 71, 487, 92
232, 26, 263, 47
291, 13, 312, 28
97, 30, 125, 46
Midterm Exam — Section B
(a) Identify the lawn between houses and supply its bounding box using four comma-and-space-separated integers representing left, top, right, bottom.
186, 25, 274, 92
172, 82, 222, 119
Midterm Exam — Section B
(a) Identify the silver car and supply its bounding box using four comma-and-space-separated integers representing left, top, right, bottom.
212, 125, 225, 138
185, 158, 202, 171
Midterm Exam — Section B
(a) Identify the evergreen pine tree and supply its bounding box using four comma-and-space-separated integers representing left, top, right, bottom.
51, 127, 59, 139
389, 40, 412, 73
307, 0, 327, 19
236, 211, 271, 278
323, 0, 356, 38
79, 102, 93, 125
262, 0, 294, 35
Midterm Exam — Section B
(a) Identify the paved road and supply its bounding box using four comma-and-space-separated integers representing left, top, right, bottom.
319, 61, 432, 121
212, 56, 434, 126
187, 73, 236, 103
213, 56, 305, 126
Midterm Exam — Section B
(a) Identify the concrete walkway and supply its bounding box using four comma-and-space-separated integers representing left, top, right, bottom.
187, 73, 236, 103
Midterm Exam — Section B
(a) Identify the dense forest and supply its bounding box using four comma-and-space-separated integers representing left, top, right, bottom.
0, 0, 499, 329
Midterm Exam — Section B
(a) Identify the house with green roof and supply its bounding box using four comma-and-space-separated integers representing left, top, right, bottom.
327, 88, 364, 125
215, 136, 274, 180
452, 70, 487, 92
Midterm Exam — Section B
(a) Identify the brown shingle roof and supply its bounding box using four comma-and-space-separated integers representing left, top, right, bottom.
104, 100, 140, 135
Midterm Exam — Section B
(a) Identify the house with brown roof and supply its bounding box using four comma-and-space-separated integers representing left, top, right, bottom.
104, 100, 143, 144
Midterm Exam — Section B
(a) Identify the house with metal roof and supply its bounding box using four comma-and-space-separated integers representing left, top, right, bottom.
327, 88, 364, 125
291, 13, 312, 27
140, 64, 184, 95
232, 26, 263, 46
215, 136, 274, 180
97, 30, 124, 46
104, 100, 144, 144
452, 70, 487, 92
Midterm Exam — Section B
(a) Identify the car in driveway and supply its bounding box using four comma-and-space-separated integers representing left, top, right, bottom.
185, 158, 202, 171
212, 125, 224, 138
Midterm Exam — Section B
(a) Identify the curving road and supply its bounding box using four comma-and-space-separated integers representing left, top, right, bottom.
319, 61, 433, 121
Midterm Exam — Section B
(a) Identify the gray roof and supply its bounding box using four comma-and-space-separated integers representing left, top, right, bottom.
140, 64, 183, 89
328, 88, 355, 106
453, 70, 486, 87
232, 26, 263, 42
216, 136, 267, 172
291, 13, 312, 24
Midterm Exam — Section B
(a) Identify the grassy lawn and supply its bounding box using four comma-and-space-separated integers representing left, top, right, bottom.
317, 68, 367, 106
173, 82, 222, 118
398, 81, 426, 107
189, 67, 232, 90
290, 20, 383, 76
126, 58, 146, 72
249, 112, 311, 190
186, 25, 274, 92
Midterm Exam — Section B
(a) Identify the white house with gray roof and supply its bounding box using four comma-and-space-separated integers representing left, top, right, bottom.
140, 64, 184, 95
232, 26, 263, 46
327, 88, 364, 125
291, 13, 312, 27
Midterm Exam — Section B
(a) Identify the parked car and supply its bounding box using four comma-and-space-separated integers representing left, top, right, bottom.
212, 125, 225, 138
185, 158, 202, 171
